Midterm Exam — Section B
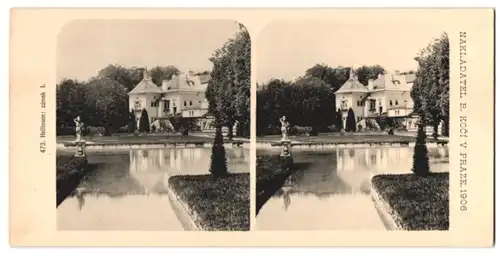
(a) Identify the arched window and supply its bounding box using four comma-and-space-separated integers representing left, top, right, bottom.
395, 100, 399, 106
389, 100, 393, 106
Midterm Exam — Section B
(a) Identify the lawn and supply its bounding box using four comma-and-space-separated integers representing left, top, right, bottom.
57, 133, 246, 145
257, 133, 448, 145
258, 133, 413, 143
371, 172, 449, 230
256, 155, 293, 215
168, 173, 250, 231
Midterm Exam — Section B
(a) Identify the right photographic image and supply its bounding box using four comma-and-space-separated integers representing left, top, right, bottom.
255, 18, 449, 231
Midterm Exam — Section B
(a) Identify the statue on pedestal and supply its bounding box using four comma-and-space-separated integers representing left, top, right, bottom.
74, 116, 84, 142
279, 116, 289, 141
73, 116, 87, 157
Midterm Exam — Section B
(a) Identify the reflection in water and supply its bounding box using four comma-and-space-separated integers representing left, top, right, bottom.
57, 148, 249, 231
257, 146, 449, 231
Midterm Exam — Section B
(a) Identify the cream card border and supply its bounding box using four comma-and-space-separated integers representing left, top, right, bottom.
9, 8, 494, 247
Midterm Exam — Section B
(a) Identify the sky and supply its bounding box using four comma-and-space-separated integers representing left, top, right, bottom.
57, 19, 240, 82
257, 18, 448, 83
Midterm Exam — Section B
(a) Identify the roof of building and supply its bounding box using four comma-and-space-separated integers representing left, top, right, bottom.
371, 73, 413, 91
197, 73, 211, 84
335, 68, 369, 93
161, 72, 207, 92
405, 73, 416, 83
128, 70, 163, 94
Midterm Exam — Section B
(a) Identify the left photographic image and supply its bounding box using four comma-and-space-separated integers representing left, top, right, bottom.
55, 20, 251, 231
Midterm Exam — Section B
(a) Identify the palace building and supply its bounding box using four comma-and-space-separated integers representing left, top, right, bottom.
128, 69, 214, 132
334, 69, 419, 131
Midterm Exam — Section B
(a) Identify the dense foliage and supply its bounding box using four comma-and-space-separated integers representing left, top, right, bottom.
257, 65, 384, 136
345, 108, 357, 132
139, 108, 150, 133
209, 128, 228, 178
412, 125, 430, 176
57, 65, 181, 136
206, 24, 251, 138
411, 33, 449, 137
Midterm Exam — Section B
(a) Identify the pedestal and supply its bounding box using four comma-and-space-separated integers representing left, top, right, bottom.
74, 140, 87, 157
280, 139, 292, 157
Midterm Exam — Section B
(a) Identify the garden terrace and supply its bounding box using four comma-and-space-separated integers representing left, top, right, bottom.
371, 172, 449, 230
57, 134, 246, 147
168, 173, 250, 231
257, 133, 448, 146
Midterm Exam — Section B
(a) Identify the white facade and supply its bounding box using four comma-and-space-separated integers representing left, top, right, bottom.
334, 69, 416, 128
128, 70, 213, 131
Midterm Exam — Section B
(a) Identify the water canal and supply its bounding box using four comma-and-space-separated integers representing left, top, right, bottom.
256, 146, 449, 230
57, 147, 249, 230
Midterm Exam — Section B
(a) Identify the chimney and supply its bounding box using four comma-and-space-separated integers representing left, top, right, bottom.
368, 79, 374, 91
161, 79, 169, 91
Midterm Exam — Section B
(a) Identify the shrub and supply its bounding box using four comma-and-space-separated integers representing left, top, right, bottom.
127, 111, 136, 133
327, 125, 337, 132
388, 128, 394, 135
57, 126, 75, 136
209, 128, 228, 178
116, 125, 129, 133
335, 109, 343, 131
365, 119, 380, 131
290, 126, 313, 136
139, 109, 150, 132
412, 125, 430, 176
85, 126, 105, 136
346, 108, 357, 132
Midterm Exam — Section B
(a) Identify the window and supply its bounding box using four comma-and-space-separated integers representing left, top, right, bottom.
395, 100, 399, 106
184, 101, 187, 106
389, 100, 393, 106
190, 101, 193, 106
151, 102, 154, 107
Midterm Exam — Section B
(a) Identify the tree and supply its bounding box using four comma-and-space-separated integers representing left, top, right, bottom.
346, 108, 357, 132
412, 124, 430, 176
355, 65, 386, 86
335, 109, 343, 131
411, 33, 449, 137
256, 79, 290, 136
209, 127, 228, 178
84, 77, 129, 135
305, 64, 350, 91
139, 108, 150, 132
56, 79, 88, 134
206, 26, 251, 139
292, 76, 336, 133
149, 65, 180, 87
97, 64, 143, 92
127, 110, 136, 133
